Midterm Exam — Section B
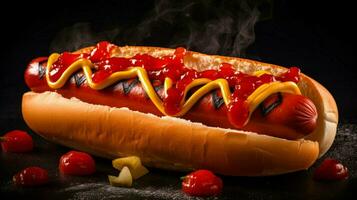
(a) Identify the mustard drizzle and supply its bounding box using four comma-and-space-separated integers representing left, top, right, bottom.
46, 52, 301, 124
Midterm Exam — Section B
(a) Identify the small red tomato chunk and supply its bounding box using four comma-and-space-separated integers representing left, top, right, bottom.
59, 151, 96, 176
182, 169, 223, 197
0, 130, 34, 153
227, 99, 250, 128
13, 167, 49, 187
314, 158, 349, 181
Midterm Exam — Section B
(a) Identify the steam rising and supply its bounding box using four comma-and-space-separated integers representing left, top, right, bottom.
50, 0, 259, 57
50, 23, 119, 53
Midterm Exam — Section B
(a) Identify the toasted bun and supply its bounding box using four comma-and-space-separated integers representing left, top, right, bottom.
22, 45, 338, 176
22, 91, 319, 176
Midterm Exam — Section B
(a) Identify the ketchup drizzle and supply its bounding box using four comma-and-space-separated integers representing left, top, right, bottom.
49, 41, 301, 128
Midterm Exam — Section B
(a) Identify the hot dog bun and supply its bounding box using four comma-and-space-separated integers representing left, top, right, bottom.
21, 45, 338, 176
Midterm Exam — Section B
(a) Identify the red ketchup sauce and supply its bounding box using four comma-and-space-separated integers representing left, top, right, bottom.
49, 41, 301, 128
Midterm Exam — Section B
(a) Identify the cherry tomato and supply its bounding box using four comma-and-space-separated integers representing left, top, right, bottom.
314, 158, 349, 181
13, 166, 49, 187
0, 130, 33, 153
59, 151, 96, 176
182, 169, 223, 197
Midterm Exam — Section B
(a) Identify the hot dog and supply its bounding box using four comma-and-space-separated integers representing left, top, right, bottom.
22, 41, 338, 176
25, 58, 317, 140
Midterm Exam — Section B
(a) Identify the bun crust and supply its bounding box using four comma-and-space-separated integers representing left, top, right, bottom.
22, 91, 318, 176
22, 45, 338, 176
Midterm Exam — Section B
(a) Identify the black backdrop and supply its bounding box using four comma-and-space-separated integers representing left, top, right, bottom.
1, 1, 356, 199
2, 0, 356, 124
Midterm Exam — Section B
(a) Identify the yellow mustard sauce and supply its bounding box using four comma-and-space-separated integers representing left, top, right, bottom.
46, 52, 301, 125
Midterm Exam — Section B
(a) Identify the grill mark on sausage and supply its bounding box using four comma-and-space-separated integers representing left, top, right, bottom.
260, 93, 282, 116
122, 78, 139, 95
73, 74, 87, 87
38, 63, 46, 79
212, 90, 224, 109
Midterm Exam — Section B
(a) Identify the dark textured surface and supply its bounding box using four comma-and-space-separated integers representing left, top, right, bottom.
1, 121, 356, 200
1, 1, 357, 199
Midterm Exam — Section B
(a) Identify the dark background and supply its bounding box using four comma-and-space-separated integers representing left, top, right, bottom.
1, 0, 356, 122
1, 0, 356, 199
